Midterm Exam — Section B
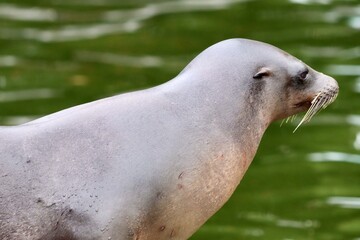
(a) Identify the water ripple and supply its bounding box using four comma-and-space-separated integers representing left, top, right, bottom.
199, 224, 264, 236
326, 64, 360, 76
324, 5, 360, 23
0, 88, 60, 102
75, 51, 164, 68
308, 152, 360, 165
327, 196, 360, 209
238, 212, 319, 229
300, 46, 360, 59
0, 4, 57, 22
346, 115, 360, 126
289, 0, 331, 5
0, 0, 248, 42
349, 16, 360, 29
0, 55, 20, 67
104, 0, 248, 22
0, 22, 140, 42
0, 115, 41, 125
276, 219, 318, 229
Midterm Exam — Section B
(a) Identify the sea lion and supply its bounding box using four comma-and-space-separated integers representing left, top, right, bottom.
0, 39, 338, 240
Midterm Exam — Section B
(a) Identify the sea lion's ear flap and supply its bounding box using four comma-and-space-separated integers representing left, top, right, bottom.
253, 67, 271, 79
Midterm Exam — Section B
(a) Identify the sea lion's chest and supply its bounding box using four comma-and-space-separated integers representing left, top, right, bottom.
121, 143, 248, 239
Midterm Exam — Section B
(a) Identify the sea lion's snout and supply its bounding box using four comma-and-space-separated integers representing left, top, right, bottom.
293, 72, 339, 132
309, 72, 339, 110
296, 73, 338, 103
319, 73, 339, 96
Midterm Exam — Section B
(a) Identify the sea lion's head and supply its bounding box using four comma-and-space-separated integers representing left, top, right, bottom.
246, 39, 339, 130
178, 39, 339, 130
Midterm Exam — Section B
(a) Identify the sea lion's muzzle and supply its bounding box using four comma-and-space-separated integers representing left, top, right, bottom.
293, 73, 339, 131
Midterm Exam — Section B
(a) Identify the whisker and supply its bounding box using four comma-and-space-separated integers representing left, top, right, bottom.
293, 92, 335, 133
280, 114, 297, 128
280, 119, 285, 127
293, 87, 338, 133
286, 116, 291, 123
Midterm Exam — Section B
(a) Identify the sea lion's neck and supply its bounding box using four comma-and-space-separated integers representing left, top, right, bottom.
160, 71, 271, 167
152, 72, 271, 227
162, 71, 271, 141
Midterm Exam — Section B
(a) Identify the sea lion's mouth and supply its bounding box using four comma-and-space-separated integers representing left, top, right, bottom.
293, 88, 338, 132
294, 100, 312, 109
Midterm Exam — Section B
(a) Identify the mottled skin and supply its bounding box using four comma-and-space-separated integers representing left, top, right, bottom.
0, 39, 338, 240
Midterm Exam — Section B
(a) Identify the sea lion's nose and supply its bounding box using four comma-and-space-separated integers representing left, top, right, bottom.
320, 73, 339, 90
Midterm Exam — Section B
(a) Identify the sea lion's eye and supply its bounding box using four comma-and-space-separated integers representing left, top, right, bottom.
299, 69, 309, 80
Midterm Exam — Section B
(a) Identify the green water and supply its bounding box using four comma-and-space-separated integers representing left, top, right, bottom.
0, 0, 359, 239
